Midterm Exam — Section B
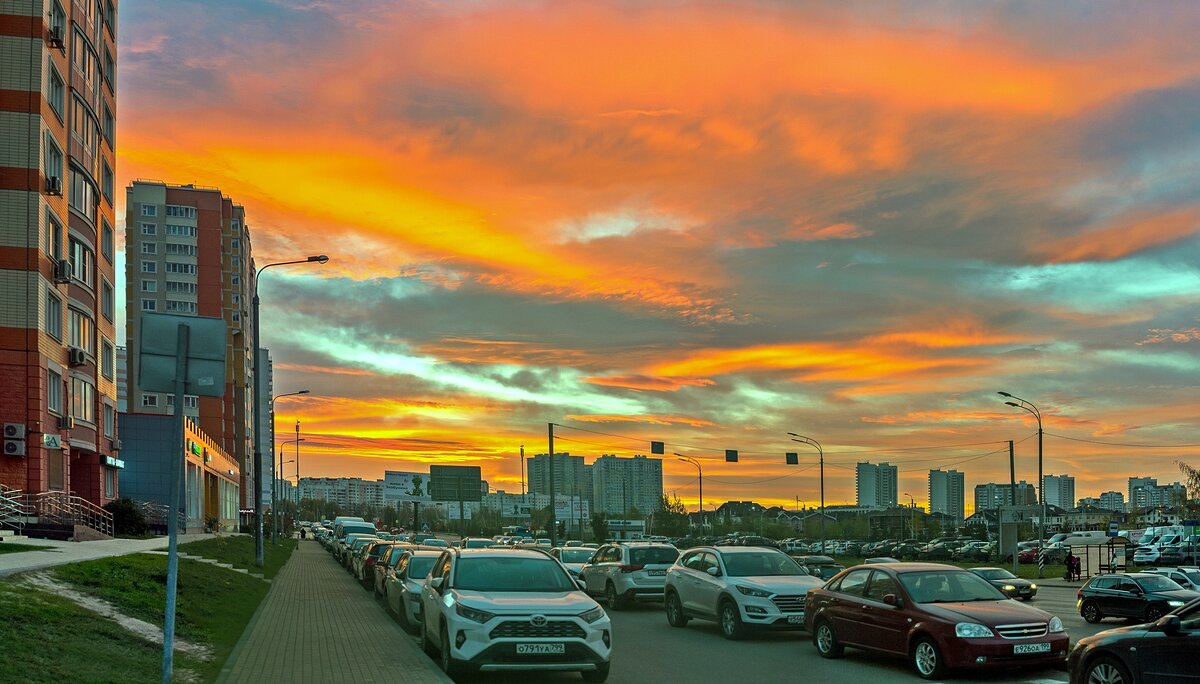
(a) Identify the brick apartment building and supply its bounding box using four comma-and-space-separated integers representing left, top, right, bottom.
1, 1, 120, 508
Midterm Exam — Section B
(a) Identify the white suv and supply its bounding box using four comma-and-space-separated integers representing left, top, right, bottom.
664, 546, 823, 640
579, 542, 680, 609
419, 548, 612, 681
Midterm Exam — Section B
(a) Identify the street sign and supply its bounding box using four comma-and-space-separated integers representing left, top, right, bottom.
429, 465, 482, 502
42, 433, 62, 449
1000, 506, 1041, 524
1108, 521, 1119, 537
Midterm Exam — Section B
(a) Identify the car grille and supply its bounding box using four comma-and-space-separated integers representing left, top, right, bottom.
490, 620, 586, 640
771, 595, 806, 614
995, 622, 1047, 639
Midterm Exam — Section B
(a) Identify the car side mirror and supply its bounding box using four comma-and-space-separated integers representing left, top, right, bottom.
1157, 614, 1182, 635
428, 576, 445, 593
706, 567, 721, 577
883, 593, 901, 607
576, 579, 587, 591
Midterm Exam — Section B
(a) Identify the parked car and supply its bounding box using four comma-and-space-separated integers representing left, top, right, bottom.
793, 555, 844, 580
383, 548, 440, 632
807, 563, 1068, 679
1077, 572, 1200, 624
579, 542, 680, 609
357, 541, 399, 587
418, 547, 611, 681
969, 567, 1037, 600
372, 543, 410, 597
1067, 596, 1200, 684
864, 557, 901, 564
458, 537, 495, 549
552, 547, 599, 579
664, 546, 822, 639
1142, 567, 1200, 591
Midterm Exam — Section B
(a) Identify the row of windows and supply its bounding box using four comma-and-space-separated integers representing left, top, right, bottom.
165, 205, 197, 219
166, 224, 197, 237
165, 300, 197, 314
166, 281, 196, 294
166, 243, 197, 256
141, 394, 198, 409
166, 262, 197, 275
46, 368, 115, 436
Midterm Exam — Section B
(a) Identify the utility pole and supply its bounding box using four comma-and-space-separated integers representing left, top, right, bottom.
548, 423, 556, 547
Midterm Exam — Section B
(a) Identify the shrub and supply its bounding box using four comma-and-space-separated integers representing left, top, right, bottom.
103, 497, 148, 537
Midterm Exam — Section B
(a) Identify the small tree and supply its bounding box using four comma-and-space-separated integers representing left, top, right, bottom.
590, 513, 608, 542
103, 497, 148, 537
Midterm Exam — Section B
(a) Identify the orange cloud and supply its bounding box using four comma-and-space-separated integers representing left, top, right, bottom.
1040, 208, 1200, 263
584, 375, 716, 392
563, 414, 716, 428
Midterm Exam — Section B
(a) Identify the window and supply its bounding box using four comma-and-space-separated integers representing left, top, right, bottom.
231, 237, 240, 251
45, 209, 63, 259
231, 293, 239, 304
71, 377, 95, 423
101, 161, 113, 201
101, 102, 114, 144
47, 63, 65, 118
165, 263, 196, 275
101, 339, 114, 379
68, 169, 95, 220
165, 243, 196, 256
48, 369, 63, 414
141, 204, 157, 217
102, 47, 114, 89
50, 1, 66, 40
68, 309, 94, 353
232, 311, 240, 322
101, 279, 114, 320
69, 239, 94, 286
141, 222, 156, 235
834, 569, 870, 597
104, 466, 115, 498
141, 280, 156, 292
165, 205, 196, 219
141, 300, 156, 311
231, 275, 239, 286
165, 224, 196, 237
141, 242, 157, 254
141, 261, 156, 273
166, 281, 195, 294
45, 290, 62, 340
231, 255, 240, 268
100, 219, 113, 261
102, 403, 114, 438
167, 395, 199, 409
44, 133, 63, 183
71, 97, 97, 159
142, 393, 158, 407
166, 300, 196, 314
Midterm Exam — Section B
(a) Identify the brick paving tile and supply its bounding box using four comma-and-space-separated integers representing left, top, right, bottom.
217, 540, 450, 684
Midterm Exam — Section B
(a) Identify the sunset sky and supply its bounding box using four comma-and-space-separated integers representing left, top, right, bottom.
114, 0, 1200, 512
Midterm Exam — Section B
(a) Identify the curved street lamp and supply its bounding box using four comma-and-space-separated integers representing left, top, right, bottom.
788, 433, 825, 553
253, 255, 328, 567
998, 391, 1045, 578
674, 453, 704, 529
270, 390, 309, 542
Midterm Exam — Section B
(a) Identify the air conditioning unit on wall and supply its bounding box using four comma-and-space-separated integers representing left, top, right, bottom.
59, 415, 74, 430
111, 438, 122, 451
68, 347, 86, 366
53, 259, 71, 283
45, 176, 62, 195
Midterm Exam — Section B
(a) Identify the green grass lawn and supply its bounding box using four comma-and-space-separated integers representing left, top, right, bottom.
0, 543, 55, 555
180, 534, 296, 579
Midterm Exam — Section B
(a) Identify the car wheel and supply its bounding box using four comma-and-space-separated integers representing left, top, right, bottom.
580, 662, 610, 682
813, 620, 843, 658
665, 591, 689, 627
719, 600, 747, 640
1144, 604, 1165, 622
912, 637, 946, 680
605, 582, 627, 611
1081, 600, 1103, 624
439, 625, 466, 679
1084, 655, 1131, 684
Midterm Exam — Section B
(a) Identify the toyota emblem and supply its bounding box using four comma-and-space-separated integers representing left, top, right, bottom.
531, 615, 547, 626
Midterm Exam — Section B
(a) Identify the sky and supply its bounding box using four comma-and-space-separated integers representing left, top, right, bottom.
113, 0, 1200, 513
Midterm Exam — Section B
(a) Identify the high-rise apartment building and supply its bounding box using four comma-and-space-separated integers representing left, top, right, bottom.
527, 452, 592, 504
1042, 473, 1076, 509
928, 469, 965, 522
1098, 491, 1125, 511
1130, 481, 1186, 510
124, 181, 256, 507
1127, 477, 1156, 511
591, 454, 662, 515
1, 1, 120, 510
974, 481, 1037, 512
855, 462, 898, 509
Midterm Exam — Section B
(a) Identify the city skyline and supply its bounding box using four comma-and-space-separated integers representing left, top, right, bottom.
105, 1, 1199, 511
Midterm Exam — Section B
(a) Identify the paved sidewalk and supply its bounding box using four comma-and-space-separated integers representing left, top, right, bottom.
217, 540, 450, 684
0, 533, 215, 577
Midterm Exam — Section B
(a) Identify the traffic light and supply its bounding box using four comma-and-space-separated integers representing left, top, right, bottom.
3, 423, 24, 457
725, 449, 738, 463
785, 452, 798, 465
650, 441, 664, 454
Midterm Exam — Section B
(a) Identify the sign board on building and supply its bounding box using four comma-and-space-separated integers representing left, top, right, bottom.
429, 465, 483, 502
104, 456, 125, 469
42, 433, 62, 449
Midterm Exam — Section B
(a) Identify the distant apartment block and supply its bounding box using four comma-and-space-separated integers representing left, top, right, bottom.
1042, 473, 1076, 509
300, 476, 386, 509
591, 454, 663, 515
527, 452, 593, 504
855, 462, 898, 509
1099, 490, 1125, 511
0, 0, 121, 510
1129, 479, 1187, 510
928, 469, 965, 522
124, 180, 257, 507
974, 481, 1037, 511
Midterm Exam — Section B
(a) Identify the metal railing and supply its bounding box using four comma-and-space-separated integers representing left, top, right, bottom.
137, 499, 185, 531
26, 491, 114, 538
0, 485, 27, 534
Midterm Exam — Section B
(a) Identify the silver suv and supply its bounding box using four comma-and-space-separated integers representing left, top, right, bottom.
419, 548, 611, 681
664, 546, 822, 639
579, 542, 679, 609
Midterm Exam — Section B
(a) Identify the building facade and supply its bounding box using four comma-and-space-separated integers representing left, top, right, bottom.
591, 454, 662, 515
928, 469, 965, 522
973, 480, 1037, 512
1098, 490, 1125, 511
527, 452, 592, 505
124, 180, 256, 507
1042, 473, 1076, 510
0, 0, 120, 509
855, 462, 898, 509
299, 476, 386, 509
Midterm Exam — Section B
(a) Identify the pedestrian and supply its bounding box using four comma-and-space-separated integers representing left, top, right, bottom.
1064, 550, 1077, 581
300, 527, 307, 540
1072, 553, 1082, 581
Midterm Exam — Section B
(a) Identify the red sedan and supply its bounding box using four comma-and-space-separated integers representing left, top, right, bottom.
806, 562, 1069, 679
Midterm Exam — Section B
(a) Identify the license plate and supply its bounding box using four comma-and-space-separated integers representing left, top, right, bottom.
517, 643, 565, 655
787, 614, 805, 624
1013, 643, 1051, 655
647, 569, 666, 576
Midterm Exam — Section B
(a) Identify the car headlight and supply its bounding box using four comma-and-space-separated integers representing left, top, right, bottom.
735, 585, 772, 598
1002, 585, 1017, 591
455, 603, 495, 623
1029, 583, 1037, 590
579, 607, 606, 623
1167, 600, 1184, 607
955, 623, 995, 638
1048, 616, 1064, 632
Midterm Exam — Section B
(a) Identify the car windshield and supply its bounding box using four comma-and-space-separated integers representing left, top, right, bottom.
560, 549, 595, 563
899, 571, 1006, 603
455, 556, 577, 592
1136, 575, 1183, 592
1182, 571, 1200, 585
407, 557, 437, 578
629, 547, 679, 565
976, 569, 1016, 580
722, 552, 805, 577
342, 524, 375, 537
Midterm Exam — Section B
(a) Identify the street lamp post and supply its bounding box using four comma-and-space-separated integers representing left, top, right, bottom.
674, 454, 703, 530
253, 255, 327, 567
999, 391, 1045, 578
904, 492, 914, 540
270, 390, 309, 543
789, 433, 825, 554
279, 439, 304, 536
